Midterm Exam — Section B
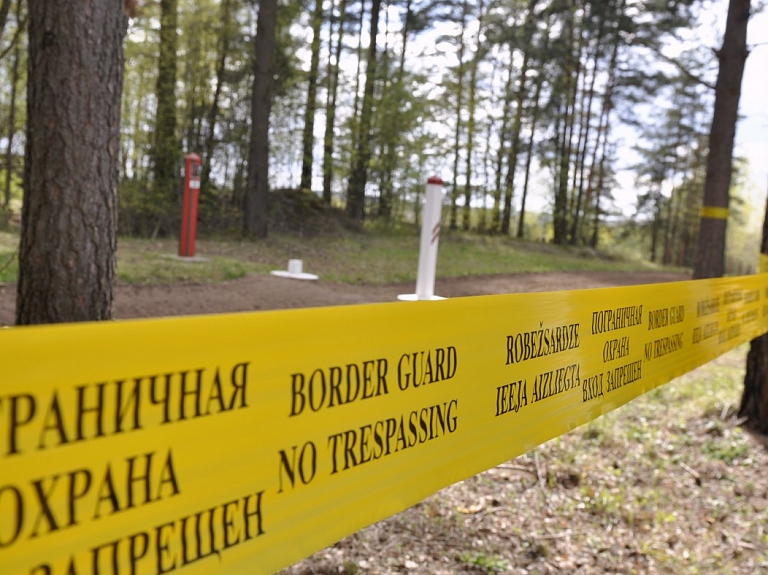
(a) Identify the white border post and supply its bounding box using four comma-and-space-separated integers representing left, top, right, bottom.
398, 176, 445, 301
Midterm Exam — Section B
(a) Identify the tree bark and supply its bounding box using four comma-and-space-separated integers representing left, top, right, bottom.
492, 59, 514, 233
17, 0, 126, 324
300, 0, 324, 192
517, 72, 544, 239
201, 0, 233, 203
449, 0, 468, 231
569, 9, 606, 245
346, 0, 382, 222
741, 189, 768, 434
3, 0, 20, 215
152, 0, 180, 218
0, 0, 12, 42
692, 0, 750, 279
501, 0, 537, 236
553, 0, 578, 245
244, 0, 278, 238
322, 0, 347, 204
462, 0, 484, 231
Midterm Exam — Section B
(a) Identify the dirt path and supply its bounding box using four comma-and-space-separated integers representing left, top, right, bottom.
0, 270, 688, 325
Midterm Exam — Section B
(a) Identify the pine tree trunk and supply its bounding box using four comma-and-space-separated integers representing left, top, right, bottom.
516, 74, 544, 239
300, 0, 324, 192
514, 13, 551, 239
553, 0, 578, 245
3, 5, 20, 216
379, 0, 412, 220
449, 0, 469, 231
589, 115, 611, 248
692, 0, 750, 279
346, 0, 382, 221
462, 0, 484, 231
322, 0, 347, 204
0, 0, 12, 41
152, 0, 180, 221
569, 13, 605, 245
492, 59, 515, 233
741, 189, 768, 434
583, 14, 619, 245
244, 0, 278, 238
501, 0, 536, 236
17, 0, 126, 324
201, 0, 233, 203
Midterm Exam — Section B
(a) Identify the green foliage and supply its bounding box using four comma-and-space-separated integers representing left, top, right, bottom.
725, 157, 762, 275
0, 230, 18, 283
2, 0, 732, 272
457, 550, 510, 573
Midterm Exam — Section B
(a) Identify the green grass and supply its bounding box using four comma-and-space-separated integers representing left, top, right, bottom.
0, 226, 682, 286
0, 231, 18, 283
115, 239, 262, 284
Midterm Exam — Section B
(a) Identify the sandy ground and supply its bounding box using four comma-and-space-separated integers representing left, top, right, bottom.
0, 270, 689, 325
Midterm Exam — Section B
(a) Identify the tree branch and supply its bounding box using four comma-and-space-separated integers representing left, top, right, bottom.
651, 48, 716, 91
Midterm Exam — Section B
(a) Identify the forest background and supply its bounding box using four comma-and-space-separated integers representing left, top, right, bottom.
0, 0, 766, 267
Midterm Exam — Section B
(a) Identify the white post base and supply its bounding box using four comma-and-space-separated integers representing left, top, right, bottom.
397, 293, 445, 301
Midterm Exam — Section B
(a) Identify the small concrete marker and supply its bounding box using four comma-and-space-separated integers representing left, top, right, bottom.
271, 259, 319, 281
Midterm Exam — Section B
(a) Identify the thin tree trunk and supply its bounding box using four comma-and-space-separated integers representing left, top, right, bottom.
450, 0, 469, 231
379, 0, 412, 219
501, 0, 538, 235
553, 0, 578, 244
582, 15, 620, 244
300, 0, 324, 192
201, 0, 233, 202
516, 75, 544, 239
462, 0, 484, 231
347, 0, 382, 221
244, 0, 278, 238
692, 0, 750, 279
480, 97, 496, 232
349, 0, 367, 145
17, 0, 126, 324
569, 11, 605, 244
0, 0, 12, 42
515, 13, 551, 239
741, 186, 768, 434
649, 188, 663, 262
589, 114, 611, 248
3, 1, 20, 215
152, 0, 180, 218
322, 0, 347, 204
492, 57, 514, 232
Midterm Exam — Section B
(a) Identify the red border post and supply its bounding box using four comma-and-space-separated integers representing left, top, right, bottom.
179, 153, 202, 258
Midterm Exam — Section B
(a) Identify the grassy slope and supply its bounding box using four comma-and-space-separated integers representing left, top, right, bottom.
1, 228, 678, 286
116, 228, 675, 285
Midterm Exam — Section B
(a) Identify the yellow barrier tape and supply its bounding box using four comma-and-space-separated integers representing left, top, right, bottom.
760, 254, 768, 274
2, 275, 768, 574
700, 206, 729, 220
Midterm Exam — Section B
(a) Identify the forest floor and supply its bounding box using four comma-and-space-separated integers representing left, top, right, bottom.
0, 269, 689, 324
2, 269, 767, 573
